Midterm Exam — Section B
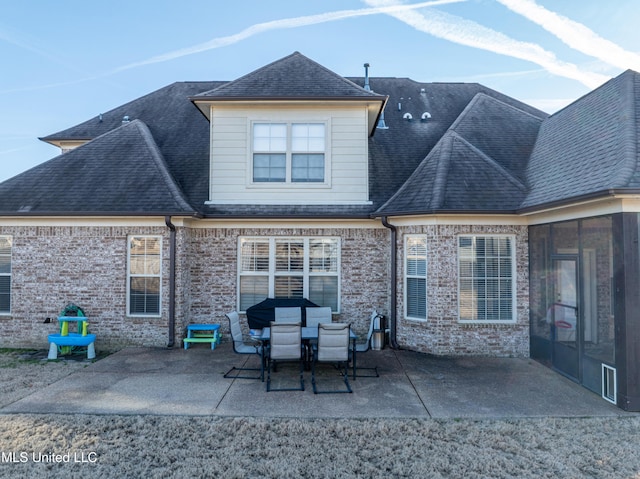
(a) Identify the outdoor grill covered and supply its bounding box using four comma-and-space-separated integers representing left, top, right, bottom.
246, 298, 319, 329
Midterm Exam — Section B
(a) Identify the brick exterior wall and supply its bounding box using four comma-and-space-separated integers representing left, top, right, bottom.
0, 221, 529, 357
0, 225, 171, 350
395, 224, 530, 357
180, 226, 391, 340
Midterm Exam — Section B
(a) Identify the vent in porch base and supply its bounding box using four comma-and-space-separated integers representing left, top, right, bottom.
602, 364, 616, 404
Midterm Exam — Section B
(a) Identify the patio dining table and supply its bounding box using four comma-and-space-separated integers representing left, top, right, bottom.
258, 326, 357, 380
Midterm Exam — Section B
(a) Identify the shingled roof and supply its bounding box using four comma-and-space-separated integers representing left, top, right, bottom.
0, 120, 194, 214
522, 70, 640, 209
41, 81, 226, 209
4, 52, 638, 219
376, 94, 544, 214
193, 51, 385, 100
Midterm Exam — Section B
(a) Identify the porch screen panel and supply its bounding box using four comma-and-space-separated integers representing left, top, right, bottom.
459, 236, 514, 322
128, 236, 161, 316
0, 236, 11, 313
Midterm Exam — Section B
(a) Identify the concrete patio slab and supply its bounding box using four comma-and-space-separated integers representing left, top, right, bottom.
1, 344, 630, 419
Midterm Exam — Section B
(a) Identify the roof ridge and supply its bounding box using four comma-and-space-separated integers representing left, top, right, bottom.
430, 135, 454, 209
129, 120, 195, 212
449, 131, 527, 191
612, 71, 639, 186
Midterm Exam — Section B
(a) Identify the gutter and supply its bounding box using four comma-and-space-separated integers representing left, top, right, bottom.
165, 216, 177, 348
380, 216, 399, 349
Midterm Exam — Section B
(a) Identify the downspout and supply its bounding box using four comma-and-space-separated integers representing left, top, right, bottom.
380, 216, 399, 349
165, 216, 176, 348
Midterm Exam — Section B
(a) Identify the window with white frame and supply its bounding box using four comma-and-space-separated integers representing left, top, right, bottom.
405, 236, 427, 320
128, 236, 162, 316
0, 236, 11, 314
239, 237, 339, 312
252, 122, 325, 183
458, 235, 515, 322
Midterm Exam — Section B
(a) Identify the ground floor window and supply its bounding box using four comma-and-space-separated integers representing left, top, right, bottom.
458, 235, 515, 322
239, 237, 339, 312
0, 236, 11, 314
127, 236, 162, 316
405, 236, 427, 320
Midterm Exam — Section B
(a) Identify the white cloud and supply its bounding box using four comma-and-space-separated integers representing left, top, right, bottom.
361, 0, 609, 88
496, 0, 640, 71
110, 0, 464, 73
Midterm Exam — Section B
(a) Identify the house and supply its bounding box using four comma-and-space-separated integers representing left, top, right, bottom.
0, 52, 638, 411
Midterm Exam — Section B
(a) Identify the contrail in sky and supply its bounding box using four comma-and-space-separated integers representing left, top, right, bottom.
362, 0, 609, 88
496, 0, 640, 71
110, 0, 464, 73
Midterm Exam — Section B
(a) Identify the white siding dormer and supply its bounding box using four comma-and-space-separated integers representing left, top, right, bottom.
207, 103, 371, 205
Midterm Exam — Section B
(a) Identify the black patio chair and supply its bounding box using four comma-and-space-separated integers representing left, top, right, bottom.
223, 311, 264, 380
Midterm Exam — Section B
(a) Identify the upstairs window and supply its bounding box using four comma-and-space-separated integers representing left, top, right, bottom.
253, 122, 325, 183
0, 236, 11, 314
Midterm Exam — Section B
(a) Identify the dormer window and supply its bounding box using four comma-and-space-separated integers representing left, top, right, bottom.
252, 122, 326, 183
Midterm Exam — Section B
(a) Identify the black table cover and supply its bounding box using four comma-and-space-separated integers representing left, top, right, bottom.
245, 298, 319, 329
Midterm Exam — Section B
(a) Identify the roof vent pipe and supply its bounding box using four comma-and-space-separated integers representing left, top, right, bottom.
377, 109, 388, 129
122, 115, 130, 124
363, 63, 371, 91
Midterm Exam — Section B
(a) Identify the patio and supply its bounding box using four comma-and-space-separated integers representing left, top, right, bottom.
1, 343, 627, 418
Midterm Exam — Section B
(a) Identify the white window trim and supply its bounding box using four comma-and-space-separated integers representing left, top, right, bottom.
247, 119, 331, 188
237, 236, 341, 313
457, 234, 517, 324
0, 235, 11, 316
404, 235, 427, 321
127, 235, 162, 318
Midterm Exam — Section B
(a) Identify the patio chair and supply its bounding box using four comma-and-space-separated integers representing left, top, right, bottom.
305, 306, 332, 328
266, 322, 305, 392
223, 311, 264, 380
312, 323, 352, 394
351, 310, 381, 378
274, 307, 302, 322
304, 306, 332, 361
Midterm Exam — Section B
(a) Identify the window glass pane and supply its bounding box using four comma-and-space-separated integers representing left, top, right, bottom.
292, 123, 325, 152
309, 276, 338, 310
129, 277, 160, 315
0, 236, 11, 255
254, 123, 286, 151
309, 239, 338, 273
129, 236, 161, 316
275, 276, 304, 298
276, 241, 304, 272
240, 240, 269, 272
406, 277, 426, 318
253, 154, 286, 182
459, 236, 514, 321
292, 154, 325, 182
0, 256, 10, 274
406, 238, 427, 276
240, 276, 268, 311
0, 276, 9, 313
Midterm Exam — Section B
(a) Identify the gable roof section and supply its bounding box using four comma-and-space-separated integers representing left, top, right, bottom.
350, 77, 547, 210
193, 51, 385, 100
0, 120, 194, 215
40, 81, 226, 211
523, 70, 640, 209
375, 93, 543, 215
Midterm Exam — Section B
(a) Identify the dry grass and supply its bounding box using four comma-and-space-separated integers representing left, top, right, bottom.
0, 350, 639, 478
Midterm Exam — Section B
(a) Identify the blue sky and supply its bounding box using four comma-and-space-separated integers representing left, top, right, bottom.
1, 0, 639, 183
